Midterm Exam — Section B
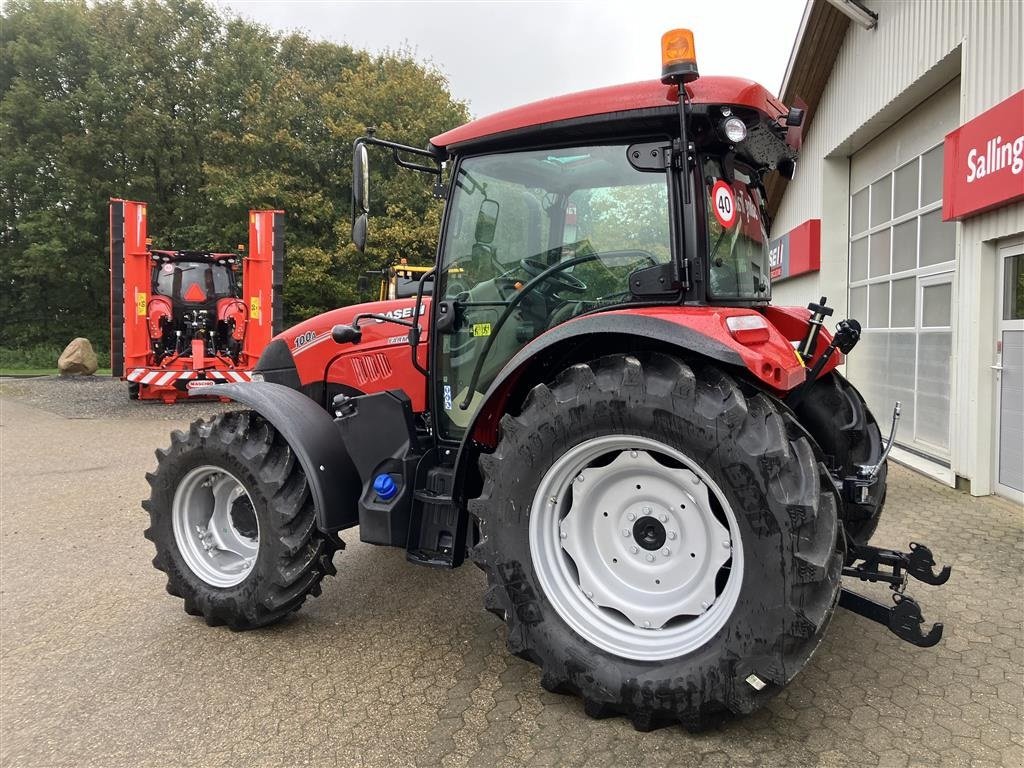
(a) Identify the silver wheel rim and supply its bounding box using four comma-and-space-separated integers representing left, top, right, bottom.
171, 465, 260, 588
529, 435, 744, 661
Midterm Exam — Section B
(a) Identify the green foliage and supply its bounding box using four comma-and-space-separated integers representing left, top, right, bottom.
0, 0, 468, 351
0, 343, 110, 369
0, 344, 66, 369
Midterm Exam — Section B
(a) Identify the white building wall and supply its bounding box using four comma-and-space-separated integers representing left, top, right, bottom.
772, 0, 1024, 493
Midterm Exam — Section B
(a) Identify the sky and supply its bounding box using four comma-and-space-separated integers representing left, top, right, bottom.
210, 0, 808, 118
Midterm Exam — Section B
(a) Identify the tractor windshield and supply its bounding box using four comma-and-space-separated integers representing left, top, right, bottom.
153, 261, 236, 303
435, 143, 671, 440
701, 157, 770, 302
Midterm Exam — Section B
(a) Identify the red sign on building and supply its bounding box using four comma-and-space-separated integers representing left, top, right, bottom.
768, 219, 820, 282
943, 89, 1024, 221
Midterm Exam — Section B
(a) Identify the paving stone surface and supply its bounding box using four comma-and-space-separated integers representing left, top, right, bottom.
1, 381, 1022, 767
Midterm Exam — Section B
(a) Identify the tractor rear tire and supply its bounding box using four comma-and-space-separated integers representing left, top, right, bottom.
471, 353, 843, 730
143, 411, 340, 630
791, 371, 886, 545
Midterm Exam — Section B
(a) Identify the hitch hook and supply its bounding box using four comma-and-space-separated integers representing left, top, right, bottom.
839, 589, 944, 648
907, 542, 952, 585
889, 594, 944, 648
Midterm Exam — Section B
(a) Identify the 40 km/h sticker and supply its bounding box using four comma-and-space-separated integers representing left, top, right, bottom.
711, 180, 737, 229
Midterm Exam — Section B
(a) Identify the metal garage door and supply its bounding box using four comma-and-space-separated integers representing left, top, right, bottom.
846, 79, 960, 464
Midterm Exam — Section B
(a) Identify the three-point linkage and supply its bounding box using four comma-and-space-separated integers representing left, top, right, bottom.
839, 541, 951, 647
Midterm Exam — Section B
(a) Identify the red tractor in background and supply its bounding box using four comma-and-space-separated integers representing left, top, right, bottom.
109, 200, 283, 402
141, 30, 950, 730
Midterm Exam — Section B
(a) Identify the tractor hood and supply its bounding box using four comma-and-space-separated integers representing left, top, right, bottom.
255, 297, 432, 411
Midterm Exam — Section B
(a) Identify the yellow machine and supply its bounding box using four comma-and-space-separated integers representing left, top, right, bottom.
376, 260, 434, 301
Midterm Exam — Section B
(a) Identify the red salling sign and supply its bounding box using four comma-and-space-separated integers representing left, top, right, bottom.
768, 219, 820, 282
943, 89, 1024, 221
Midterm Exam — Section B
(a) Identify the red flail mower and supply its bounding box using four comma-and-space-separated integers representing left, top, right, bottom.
109, 200, 283, 402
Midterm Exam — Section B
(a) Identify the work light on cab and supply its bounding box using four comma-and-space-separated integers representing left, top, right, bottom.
660, 28, 699, 84
723, 116, 747, 143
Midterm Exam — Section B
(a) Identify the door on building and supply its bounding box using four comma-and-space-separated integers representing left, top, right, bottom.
995, 240, 1024, 502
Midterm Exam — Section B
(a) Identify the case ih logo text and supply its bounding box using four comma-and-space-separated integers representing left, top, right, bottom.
374, 305, 424, 323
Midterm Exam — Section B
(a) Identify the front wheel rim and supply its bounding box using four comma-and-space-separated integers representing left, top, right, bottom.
171, 465, 260, 588
529, 435, 744, 661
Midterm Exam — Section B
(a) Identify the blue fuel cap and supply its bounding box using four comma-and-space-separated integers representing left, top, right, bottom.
373, 473, 398, 501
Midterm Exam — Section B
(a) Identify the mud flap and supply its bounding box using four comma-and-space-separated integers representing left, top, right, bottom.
191, 381, 360, 531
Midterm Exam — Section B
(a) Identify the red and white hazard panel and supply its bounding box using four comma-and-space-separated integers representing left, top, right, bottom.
126, 369, 253, 386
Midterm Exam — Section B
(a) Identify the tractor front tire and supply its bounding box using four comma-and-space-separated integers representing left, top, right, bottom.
471, 354, 843, 730
144, 411, 340, 629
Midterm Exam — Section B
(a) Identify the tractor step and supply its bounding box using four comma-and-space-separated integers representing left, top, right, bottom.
405, 465, 460, 568
839, 540, 951, 647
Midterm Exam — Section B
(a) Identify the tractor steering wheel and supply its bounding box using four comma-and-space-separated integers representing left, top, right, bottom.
520, 257, 588, 294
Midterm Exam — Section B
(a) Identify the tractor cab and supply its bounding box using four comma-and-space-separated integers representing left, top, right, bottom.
151, 251, 240, 306
147, 250, 246, 363
345, 36, 802, 441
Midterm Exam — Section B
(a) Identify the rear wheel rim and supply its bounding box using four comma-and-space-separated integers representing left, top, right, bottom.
529, 435, 744, 661
172, 465, 260, 588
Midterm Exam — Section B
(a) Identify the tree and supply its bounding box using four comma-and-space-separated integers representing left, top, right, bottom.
0, 0, 468, 351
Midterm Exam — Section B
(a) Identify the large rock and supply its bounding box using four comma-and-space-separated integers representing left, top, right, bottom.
58, 338, 99, 376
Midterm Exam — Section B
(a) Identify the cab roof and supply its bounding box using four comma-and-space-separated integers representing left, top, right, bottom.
431, 77, 787, 154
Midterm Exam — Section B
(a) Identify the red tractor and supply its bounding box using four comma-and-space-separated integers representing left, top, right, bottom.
109, 200, 283, 402
142, 31, 950, 729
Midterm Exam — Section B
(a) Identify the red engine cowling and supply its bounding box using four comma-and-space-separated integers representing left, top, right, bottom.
274, 297, 431, 411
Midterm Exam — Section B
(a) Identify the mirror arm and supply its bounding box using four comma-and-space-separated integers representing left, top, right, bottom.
393, 149, 441, 176
333, 312, 418, 345
353, 134, 442, 176
409, 266, 435, 377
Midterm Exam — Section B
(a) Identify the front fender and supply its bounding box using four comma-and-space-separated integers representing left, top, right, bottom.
193, 382, 358, 532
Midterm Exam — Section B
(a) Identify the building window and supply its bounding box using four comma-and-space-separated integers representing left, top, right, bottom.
847, 142, 956, 461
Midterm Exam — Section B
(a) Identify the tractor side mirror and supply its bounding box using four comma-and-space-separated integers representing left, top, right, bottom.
356, 275, 370, 294
351, 143, 370, 251
475, 199, 499, 244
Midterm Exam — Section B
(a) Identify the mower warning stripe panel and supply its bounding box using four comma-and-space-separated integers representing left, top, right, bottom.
125, 369, 252, 386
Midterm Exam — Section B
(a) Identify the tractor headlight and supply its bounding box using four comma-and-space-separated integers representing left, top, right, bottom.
722, 117, 747, 143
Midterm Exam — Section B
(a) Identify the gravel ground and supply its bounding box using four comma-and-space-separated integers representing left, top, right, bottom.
1, 378, 1022, 767
0, 375, 238, 421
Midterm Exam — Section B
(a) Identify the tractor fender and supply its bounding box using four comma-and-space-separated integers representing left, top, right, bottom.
191, 382, 359, 532
452, 311, 746, 505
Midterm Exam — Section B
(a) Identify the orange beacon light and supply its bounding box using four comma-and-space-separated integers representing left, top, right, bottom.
661, 29, 699, 85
